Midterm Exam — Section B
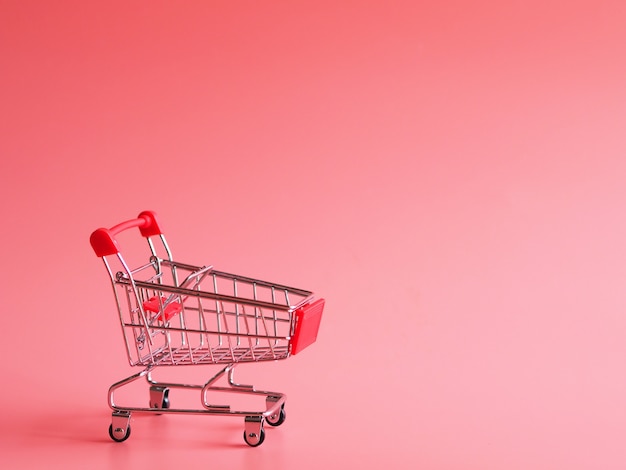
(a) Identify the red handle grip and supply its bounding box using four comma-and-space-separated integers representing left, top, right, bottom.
90, 210, 163, 257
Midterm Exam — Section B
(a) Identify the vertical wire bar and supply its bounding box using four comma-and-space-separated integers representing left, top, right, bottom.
213, 273, 222, 346
258, 306, 275, 359
196, 282, 205, 348
199, 293, 215, 363
234, 277, 241, 346
146, 237, 158, 260
163, 296, 175, 365
271, 286, 278, 345
177, 293, 187, 348
253, 283, 260, 346
161, 235, 182, 363
284, 289, 295, 348
158, 234, 177, 282
240, 305, 256, 361
181, 269, 195, 362
182, 300, 194, 365
220, 300, 236, 362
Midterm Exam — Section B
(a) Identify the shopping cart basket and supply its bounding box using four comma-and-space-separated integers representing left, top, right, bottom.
90, 211, 324, 446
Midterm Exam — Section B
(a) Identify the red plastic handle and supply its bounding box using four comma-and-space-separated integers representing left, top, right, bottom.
90, 210, 163, 257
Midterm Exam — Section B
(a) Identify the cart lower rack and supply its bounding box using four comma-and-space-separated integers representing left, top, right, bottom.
90, 211, 324, 446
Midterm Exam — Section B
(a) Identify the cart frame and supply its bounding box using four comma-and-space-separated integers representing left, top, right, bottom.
90, 211, 324, 446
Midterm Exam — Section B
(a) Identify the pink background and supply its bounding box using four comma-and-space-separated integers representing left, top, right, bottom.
2, 1, 626, 468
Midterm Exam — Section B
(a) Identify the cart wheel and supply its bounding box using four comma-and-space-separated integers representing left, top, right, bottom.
243, 428, 265, 447
152, 396, 170, 416
109, 423, 131, 442
153, 395, 170, 409
150, 386, 170, 409
266, 406, 286, 427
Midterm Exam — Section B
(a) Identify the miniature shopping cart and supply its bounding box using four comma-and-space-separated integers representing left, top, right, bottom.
90, 211, 324, 446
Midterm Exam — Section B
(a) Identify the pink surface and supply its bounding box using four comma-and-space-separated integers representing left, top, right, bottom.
2, 1, 626, 468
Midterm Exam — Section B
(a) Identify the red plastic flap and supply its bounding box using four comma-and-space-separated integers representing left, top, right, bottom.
143, 296, 182, 321
290, 299, 325, 355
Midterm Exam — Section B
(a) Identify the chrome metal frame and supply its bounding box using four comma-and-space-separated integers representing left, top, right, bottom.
99, 230, 314, 446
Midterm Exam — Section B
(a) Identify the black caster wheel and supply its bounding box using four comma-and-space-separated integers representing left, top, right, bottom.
266, 406, 286, 427
243, 428, 265, 447
109, 423, 131, 442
